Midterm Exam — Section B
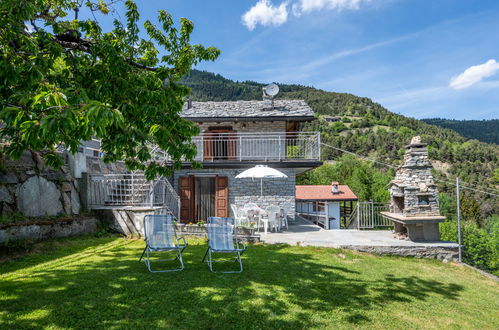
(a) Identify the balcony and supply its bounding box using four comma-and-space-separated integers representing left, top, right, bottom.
81, 132, 321, 164
183, 132, 320, 163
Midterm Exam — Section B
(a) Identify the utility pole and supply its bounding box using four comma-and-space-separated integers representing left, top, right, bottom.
456, 177, 462, 262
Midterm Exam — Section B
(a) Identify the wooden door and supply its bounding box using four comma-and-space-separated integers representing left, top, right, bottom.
179, 176, 195, 223
215, 176, 228, 217
227, 130, 237, 160
203, 129, 237, 161
203, 132, 214, 161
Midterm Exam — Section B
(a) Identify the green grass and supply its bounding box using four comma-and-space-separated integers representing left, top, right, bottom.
0, 236, 498, 329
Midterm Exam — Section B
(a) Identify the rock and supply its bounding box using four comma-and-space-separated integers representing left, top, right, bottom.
61, 182, 72, 192
0, 172, 18, 184
19, 173, 28, 182
0, 186, 13, 204
338, 253, 346, 259
5, 151, 35, 168
16, 176, 63, 217
43, 171, 65, 181
410, 136, 422, 144
62, 192, 71, 215
33, 152, 45, 171
70, 186, 81, 215
1, 203, 13, 216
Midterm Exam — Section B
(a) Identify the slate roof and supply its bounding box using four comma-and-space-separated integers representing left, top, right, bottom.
296, 185, 358, 201
181, 100, 315, 121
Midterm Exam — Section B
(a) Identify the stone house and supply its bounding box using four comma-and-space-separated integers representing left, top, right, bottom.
173, 99, 321, 223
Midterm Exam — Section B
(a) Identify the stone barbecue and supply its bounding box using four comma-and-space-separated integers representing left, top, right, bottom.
381, 136, 445, 241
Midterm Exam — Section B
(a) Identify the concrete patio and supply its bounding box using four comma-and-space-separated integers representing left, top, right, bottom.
259, 216, 459, 260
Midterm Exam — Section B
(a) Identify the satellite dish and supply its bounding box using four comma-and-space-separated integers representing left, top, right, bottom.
264, 83, 279, 97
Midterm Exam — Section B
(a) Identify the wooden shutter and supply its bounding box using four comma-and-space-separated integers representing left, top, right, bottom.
215, 176, 228, 217
179, 176, 195, 223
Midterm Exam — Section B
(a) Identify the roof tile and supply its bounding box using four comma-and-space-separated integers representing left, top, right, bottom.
296, 185, 358, 201
181, 100, 314, 120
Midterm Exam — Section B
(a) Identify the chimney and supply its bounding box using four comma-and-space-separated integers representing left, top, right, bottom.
187, 97, 192, 109
331, 181, 340, 194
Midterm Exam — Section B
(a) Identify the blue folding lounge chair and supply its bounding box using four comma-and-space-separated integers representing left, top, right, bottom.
202, 217, 246, 273
139, 214, 187, 272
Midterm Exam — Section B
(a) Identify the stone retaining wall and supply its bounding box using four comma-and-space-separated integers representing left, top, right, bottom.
0, 217, 98, 245
0, 151, 81, 217
340, 245, 459, 261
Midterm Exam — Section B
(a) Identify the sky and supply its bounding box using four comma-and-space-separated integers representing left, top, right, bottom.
90, 0, 499, 120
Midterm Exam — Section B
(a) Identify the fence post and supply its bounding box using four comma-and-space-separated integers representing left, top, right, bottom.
356, 202, 360, 230
239, 135, 242, 161
278, 135, 282, 161
325, 202, 329, 230
456, 177, 462, 262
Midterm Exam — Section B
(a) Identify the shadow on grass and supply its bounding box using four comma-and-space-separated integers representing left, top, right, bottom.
0, 238, 465, 329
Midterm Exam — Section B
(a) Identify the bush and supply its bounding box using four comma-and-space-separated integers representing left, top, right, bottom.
440, 220, 498, 275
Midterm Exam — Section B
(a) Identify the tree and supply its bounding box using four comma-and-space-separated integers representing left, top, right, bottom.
0, 0, 220, 178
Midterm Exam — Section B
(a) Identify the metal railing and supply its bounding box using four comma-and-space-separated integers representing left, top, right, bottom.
356, 202, 391, 229
87, 173, 180, 219
81, 132, 320, 163
150, 132, 320, 163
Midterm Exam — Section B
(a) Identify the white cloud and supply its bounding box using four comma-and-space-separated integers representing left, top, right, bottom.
242, 0, 289, 31
292, 0, 370, 15
449, 59, 499, 90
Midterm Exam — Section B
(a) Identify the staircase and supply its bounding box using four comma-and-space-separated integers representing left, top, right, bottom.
87, 173, 180, 221
104, 174, 150, 206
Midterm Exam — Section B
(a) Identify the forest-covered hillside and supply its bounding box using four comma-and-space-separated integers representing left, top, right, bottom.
181, 70, 499, 215
421, 118, 499, 145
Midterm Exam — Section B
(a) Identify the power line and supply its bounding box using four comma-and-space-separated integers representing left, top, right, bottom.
320, 142, 499, 198
320, 142, 397, 169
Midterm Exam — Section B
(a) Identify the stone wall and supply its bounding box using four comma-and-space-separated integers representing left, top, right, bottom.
196, 121, 286, 133
173, 168, 296, 219
0, 151, 81, 217
85, 156, 128, 174
0, 217, 98, 245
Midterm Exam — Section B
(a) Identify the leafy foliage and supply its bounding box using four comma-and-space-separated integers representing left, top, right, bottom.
422, 118, 499, 145
0, 0, 219, 178
440, 220, 498, 275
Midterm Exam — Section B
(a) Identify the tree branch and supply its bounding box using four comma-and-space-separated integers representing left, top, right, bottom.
53, 36, 159, 72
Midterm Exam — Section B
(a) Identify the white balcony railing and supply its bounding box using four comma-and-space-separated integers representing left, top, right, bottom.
151, 132, 321, 163
81, 132, 321, 163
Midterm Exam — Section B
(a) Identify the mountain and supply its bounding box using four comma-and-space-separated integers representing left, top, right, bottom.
181, 69, 499, 215
421, 119, 499, 145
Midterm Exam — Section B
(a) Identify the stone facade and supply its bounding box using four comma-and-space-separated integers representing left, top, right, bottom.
196, 120, 286, 133
0, 151, 81, 217
173, 168, 296, 220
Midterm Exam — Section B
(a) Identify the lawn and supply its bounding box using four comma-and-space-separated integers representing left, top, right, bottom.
0, 236, 498, 329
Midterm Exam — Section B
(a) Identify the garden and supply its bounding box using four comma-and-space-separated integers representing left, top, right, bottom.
1, 235, 498, 329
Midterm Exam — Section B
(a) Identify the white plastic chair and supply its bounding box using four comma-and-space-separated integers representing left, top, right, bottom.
263, 205, 281, 233
231, 204, 247, 227
280, 207, 289, 230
